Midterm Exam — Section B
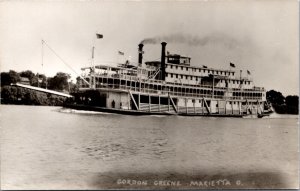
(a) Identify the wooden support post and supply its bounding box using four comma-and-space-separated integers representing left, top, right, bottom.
257, 100, 260, 114
168, 94, 170, 112
169, 94, 178, 113
231, 101, 234, 114
185, 98, 188, 114
128, 91, 138, 110
217, 100, 220, 114
194, 100, 196, 114
202, 99, 204, 114
138, 93, 140, 111
239, 101, 241, 114
149, 94, 151, 112
259, 101, 264, 114
225, 101, 227, 114
139, 80, 141, 92
203, 98, 211, 114
127, 92, 130, 110
159, 95, 161, 111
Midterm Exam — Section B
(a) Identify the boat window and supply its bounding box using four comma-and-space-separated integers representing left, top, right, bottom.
181, 66, 183, 70
176, 74, 178, 78
181, 75, 183, 79
170, 65, 173, 69
176, 66, 178, 69
186, 76, 188, 79
171, 74, 173, 78
186, 67, 188, 71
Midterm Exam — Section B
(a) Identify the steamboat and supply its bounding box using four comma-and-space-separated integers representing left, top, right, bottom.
64, 41, 272, 117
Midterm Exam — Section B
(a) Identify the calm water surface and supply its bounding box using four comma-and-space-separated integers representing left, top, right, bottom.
1, 105, 299, 189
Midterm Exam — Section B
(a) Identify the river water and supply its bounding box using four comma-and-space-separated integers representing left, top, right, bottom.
1, 105, 299, 189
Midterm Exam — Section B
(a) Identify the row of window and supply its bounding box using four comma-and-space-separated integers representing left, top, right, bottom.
167, 64, 234, 76
189, 100, 257, 105
166, 73, 251, 85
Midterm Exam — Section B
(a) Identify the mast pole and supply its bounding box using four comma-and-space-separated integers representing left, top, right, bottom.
91, 46, 95, 89
41, 39, 47, 89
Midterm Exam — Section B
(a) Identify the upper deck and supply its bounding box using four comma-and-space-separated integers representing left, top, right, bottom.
78, 41, 266, 101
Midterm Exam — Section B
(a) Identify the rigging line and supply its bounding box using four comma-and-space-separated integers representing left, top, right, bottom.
41, 39, 48, 89
42, 40, 90, 86
41, 40, 44, 67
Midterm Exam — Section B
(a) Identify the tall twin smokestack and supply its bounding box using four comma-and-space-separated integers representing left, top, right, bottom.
161, 42, 167, 81
138, 43, 144, 66
138, 42, 167, 80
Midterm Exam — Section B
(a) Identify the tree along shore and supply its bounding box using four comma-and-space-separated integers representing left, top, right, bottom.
266, 90, 298, 115
1, 86, 67, 106
1, 70, 77, 106
1, 70, 299, 114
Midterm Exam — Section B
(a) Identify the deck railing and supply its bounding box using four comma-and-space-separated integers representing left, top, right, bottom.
80, 74, 265, 100
82, 73, 265, 91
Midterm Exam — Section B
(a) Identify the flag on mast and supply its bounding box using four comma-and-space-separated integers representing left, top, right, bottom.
247, 70, 251, 75
230, 62, 236, 68
118, 51, 124, 56
96, 33, 103, 39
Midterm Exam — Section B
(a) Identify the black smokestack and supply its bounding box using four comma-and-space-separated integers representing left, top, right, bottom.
161, 42, 167, 81
138, 44, 144, 66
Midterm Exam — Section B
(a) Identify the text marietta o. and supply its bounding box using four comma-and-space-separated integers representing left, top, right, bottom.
116, 179, 237, 187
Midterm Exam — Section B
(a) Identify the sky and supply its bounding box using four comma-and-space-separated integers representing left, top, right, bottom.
0, 0, 298, 96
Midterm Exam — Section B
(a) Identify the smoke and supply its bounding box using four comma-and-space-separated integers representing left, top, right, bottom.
140, 33, 240, 48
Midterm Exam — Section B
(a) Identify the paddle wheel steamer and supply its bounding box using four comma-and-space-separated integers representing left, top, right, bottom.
65, 41, 272, 117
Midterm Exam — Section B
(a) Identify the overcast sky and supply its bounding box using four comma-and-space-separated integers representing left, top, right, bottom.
0, 0, 298, 96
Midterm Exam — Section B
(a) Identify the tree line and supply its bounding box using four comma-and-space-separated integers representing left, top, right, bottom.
266, 90, 298, 114
0, 69, 299, 114
0, 70, 78, 91
0, 70, 78, 106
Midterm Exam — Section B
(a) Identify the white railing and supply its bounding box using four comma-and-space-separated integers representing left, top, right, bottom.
79, 75, 265, 100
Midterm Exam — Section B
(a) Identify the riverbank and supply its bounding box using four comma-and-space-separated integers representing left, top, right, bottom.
1, 86, 67, 106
